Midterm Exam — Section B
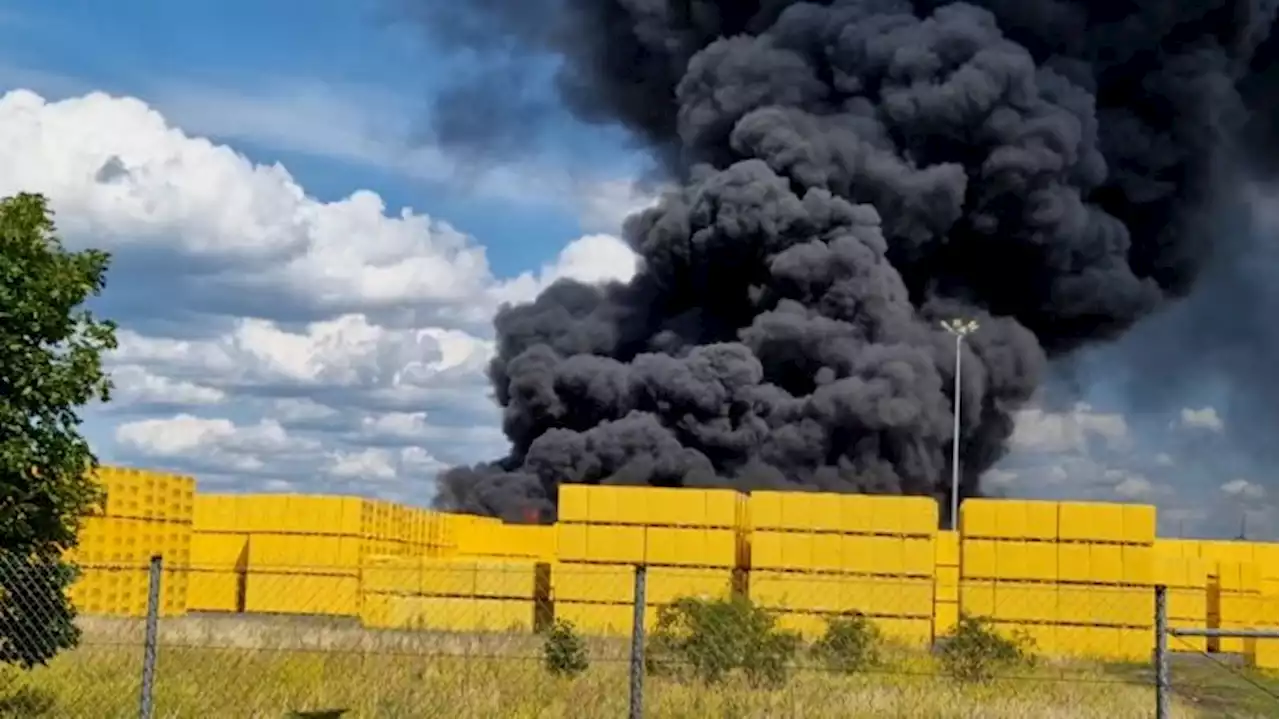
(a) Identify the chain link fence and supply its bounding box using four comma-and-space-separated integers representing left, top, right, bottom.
0, 554, 1274, 718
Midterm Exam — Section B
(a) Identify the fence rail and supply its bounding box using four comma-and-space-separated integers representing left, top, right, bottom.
0, 554, 1274, 718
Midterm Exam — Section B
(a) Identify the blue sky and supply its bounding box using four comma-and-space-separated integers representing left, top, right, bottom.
0, 1, 1273, 539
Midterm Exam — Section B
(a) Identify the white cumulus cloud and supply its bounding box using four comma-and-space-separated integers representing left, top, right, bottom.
0, 88, 635, 496
1177, 406, 1224, 433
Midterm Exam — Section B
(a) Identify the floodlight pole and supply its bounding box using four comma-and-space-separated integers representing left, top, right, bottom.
941, 319, 978, 530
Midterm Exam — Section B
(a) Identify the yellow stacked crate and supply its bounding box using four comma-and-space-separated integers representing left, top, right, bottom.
360, 556, 550, 633
67, 467, 195, 617
553, 485, 741, 635
746, 492, 936, 646
1215, 559, 1263, 655
1192, 540, 1275, 655
934, 531, 960, 635
1250, 542, 1279, 669
229, 494, 369, 616
1152, 546, 1210, 653
960, 499, 1155, 661
459, 522, 557, 560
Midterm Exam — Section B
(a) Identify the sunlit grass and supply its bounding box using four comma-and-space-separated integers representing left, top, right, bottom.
0, 615, 1250, 718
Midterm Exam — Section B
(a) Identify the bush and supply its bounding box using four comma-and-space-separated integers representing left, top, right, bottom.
542, 619, 589, 678
812, 612, 880, 673
645, 595, 800, 688
938, 614, 1036, 683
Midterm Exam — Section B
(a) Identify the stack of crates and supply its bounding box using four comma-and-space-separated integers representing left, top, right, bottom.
1152, 540, 1211, 653
553, 485, 744, 635
1195, 540, 1278, 662
934, 530, 960, 635
193, 494, 369, 616
360, 556, 550, 632
188, 494, 251, 612
1253, 543, 1279, 669
746, 492, 937, 646
959, 499, 1156, 661
67, 467, 195, 617
456, 521, 556, 560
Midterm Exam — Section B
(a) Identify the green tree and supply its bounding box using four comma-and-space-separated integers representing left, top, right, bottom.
0, 192, 116, 667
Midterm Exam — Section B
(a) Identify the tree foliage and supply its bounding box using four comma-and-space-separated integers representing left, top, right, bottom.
0, 192, 116, 666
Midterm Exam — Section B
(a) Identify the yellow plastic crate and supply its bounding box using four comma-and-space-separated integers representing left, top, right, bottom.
1022, 542, 1057, 582
1056, 585, 1103, 625
1088, 544, 1124, 584
1121, 505, 1156, 545
935, 600, 959, 635
842, 535, 904, 575
553, 563, 633, 603
190, 532, 248, 570
935, 566, 960, 601
992, 583, 1057, 623
583, 485, 652, 525
750, 531, 806, 570
842, 577, 933, 618
245, 533, 361, 574
1248, 637, 1279, 670
645, 527, 737, 567
639, 487, 740, 528
1122, 545, 1154, 585
586, 524, 646, 563
95, 467, 196, 522
959, 500, 998, 538
749, 572, 849, 613
362, 555, 423, 594
1057, 543, 1092, 583
470, 560, 541, 599
243, 572, 359, 616
73, 516, 192, 566
994, 541, 1027, 580
808, 533, 843, 572
186, 569, 244, 612
280, 495, 364, 535
1058, 502, 1125, 543
233, 495, 294, 533
555, 601, 658, 636
960, 540, 996, 579
461, 524, 557, 560
936, 531, 960, 566
67, 565, 151, 617
902, 537, 935, 577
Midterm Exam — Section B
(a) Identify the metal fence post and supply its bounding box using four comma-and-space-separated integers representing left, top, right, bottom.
1154, 584, 1169, 719
139, 554, 162, 719
628, 564, 647, 719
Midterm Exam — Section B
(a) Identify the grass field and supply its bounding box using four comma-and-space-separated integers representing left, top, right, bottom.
0, 615, 1272, 718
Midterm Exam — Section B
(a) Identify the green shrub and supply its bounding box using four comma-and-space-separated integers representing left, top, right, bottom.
812, 612, 880, 673
937, 614, 1036, 683
542, 619, 589, 678
645, 595, 800, 688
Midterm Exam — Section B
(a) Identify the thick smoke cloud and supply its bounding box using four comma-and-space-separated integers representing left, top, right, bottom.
421, 0, 1278, 524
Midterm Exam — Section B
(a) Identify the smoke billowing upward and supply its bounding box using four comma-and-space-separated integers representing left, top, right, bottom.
419, 0, 1278, 523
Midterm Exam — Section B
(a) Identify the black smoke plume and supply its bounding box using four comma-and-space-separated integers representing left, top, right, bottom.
421, 0, 1278, 523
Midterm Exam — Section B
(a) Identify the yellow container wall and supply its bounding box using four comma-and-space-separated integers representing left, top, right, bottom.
66, 466, 1280, 670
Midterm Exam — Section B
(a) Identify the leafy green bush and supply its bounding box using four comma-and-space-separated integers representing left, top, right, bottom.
811, 612, 880, 673
646, 595, 800, 688
937, 614, 1036, 683
542, 619, 589, 678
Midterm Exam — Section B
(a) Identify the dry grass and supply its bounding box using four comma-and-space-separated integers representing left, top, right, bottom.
0, 615, 1248, 718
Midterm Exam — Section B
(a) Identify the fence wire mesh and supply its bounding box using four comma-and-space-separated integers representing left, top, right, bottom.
1164, 632, 1279, 716
0, 554, 1273, 718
